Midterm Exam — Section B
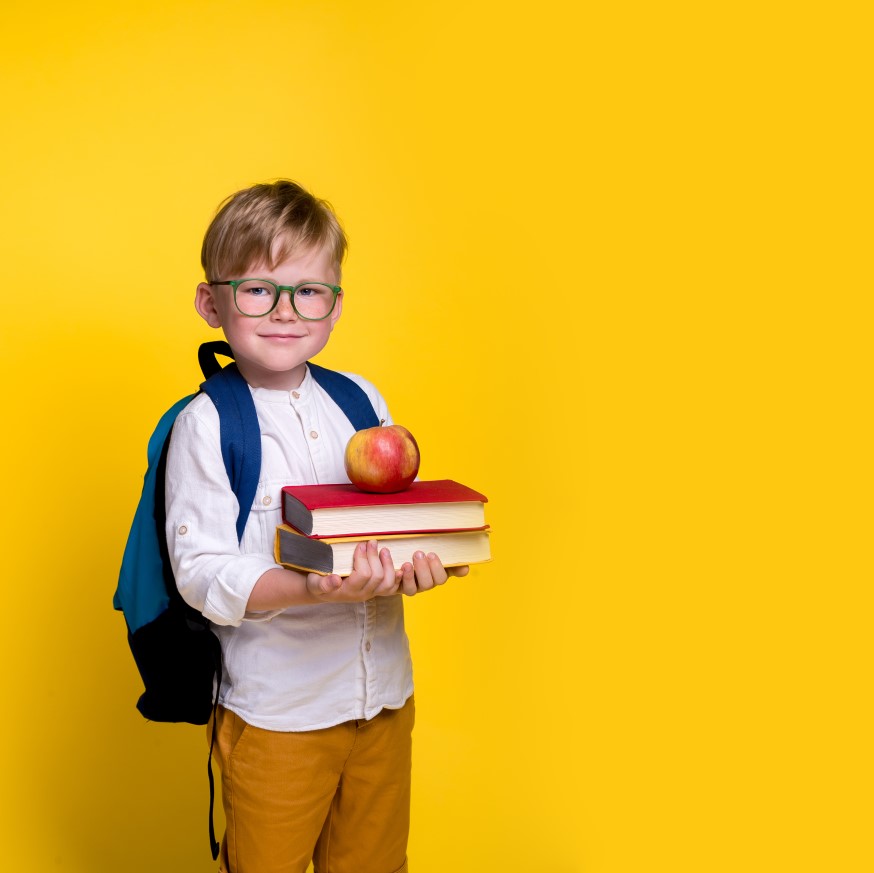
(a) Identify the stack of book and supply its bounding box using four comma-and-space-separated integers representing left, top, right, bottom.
274, 479, 491, 575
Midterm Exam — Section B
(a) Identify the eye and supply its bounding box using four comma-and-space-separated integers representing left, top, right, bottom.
295, 284, 330, 299
239, 282, 273, 298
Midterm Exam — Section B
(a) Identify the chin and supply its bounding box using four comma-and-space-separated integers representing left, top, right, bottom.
234, 355, 309, 390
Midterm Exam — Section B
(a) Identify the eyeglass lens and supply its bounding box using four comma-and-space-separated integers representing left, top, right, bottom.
234, 281, 336, 319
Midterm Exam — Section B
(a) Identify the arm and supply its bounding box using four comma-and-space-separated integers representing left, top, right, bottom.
165, 404, 281, 624
248, 541, 402, 610
251, 547, 469, 607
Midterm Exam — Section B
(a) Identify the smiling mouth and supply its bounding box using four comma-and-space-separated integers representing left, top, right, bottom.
261, 333, 306, 339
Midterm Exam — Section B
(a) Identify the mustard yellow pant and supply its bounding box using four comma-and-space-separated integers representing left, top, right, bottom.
210, 697, 414, 873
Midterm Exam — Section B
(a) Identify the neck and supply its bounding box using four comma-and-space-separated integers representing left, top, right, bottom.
235, 360, 308, 391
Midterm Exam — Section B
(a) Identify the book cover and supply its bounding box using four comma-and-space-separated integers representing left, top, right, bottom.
274, 524, 492, 576
281, 479, 489, 537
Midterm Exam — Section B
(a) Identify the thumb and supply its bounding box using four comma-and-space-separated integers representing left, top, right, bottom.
309, 572, 342, 594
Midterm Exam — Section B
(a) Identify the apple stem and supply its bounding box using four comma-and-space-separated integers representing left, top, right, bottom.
380, 419, 385, 426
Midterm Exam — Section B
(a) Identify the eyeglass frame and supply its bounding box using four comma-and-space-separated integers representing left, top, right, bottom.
209, 278, 343, 321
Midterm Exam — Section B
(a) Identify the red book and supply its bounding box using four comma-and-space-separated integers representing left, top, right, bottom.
281, 479, 489, 538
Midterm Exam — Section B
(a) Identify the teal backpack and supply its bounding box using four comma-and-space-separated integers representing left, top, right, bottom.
114, 341, 379, 858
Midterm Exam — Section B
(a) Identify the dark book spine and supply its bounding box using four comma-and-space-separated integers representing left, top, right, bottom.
281, 492, 314, 536
277, 528, 333, 573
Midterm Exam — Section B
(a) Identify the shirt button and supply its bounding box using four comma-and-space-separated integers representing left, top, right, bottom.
292, 391, 300, 399
262, 495, 272, 506
178, 525, 188, 535
310, 430, 319, 439
365, 641, 372, 652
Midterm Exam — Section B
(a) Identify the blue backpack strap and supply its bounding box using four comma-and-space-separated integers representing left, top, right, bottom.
114, 393, 198, 632
200, 359, 262, 541
308, 362, 380, 431
114, 344, 260, 628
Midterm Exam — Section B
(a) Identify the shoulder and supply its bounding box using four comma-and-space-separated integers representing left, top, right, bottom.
167, 392, 221, 451
174, 391, 220, 426
337, 371, 383, 400
323, 369, 391, 424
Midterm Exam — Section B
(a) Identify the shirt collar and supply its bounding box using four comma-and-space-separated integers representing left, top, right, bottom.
248, 363, 315, 403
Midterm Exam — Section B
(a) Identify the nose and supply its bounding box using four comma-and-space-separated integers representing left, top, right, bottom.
272, 290, 298, 320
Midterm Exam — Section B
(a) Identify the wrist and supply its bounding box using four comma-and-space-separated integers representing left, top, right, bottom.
248, 566, 315, 611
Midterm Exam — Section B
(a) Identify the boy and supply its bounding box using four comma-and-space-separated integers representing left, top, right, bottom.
164, 180, 468, 873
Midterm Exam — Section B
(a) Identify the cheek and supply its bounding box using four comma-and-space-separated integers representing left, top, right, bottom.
207, 296, 233, 327
218, 313, 253, 344
310, 319, 334, 339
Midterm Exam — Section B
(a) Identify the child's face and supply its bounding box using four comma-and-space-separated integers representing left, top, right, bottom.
195, 243, 342, 391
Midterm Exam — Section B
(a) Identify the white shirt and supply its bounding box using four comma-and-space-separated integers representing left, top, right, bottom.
164, 365, 413, 731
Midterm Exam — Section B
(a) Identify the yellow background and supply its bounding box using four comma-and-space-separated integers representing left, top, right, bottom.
0, 1, 870, 871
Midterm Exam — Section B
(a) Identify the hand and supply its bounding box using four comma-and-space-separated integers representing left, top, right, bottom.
398, 551, 470, 596
306, 540, 400, 602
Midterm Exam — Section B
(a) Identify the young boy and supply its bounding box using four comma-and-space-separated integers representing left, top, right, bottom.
164, 180, 468, 873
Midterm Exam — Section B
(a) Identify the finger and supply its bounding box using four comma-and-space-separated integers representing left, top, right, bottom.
426, 552, 449, 585
347, 541, 373, 590
447, 565, 470, 578
309, 572, 342, 596
425, 552, 449, 585
411, 551, 436, 592
345, 540, 383, 598
362, 540, 385, 591
375, 548, 399, 595
399, 561, 417, 596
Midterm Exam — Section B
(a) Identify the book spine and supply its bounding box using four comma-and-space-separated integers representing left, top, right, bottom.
281, 493, 314, 536
275, 527, 333, 574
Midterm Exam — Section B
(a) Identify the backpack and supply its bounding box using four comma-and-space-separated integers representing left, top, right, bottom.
113, 340, 379, 858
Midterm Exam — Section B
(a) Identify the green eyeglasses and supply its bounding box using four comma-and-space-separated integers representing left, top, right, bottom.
211, 279, 342, 320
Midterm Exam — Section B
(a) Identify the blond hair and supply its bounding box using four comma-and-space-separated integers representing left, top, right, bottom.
201, 180, 347, 281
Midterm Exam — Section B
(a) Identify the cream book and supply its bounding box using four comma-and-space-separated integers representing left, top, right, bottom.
274, 524, 491, 576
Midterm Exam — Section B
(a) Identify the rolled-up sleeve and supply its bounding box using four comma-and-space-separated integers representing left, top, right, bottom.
164, 400, 279, 626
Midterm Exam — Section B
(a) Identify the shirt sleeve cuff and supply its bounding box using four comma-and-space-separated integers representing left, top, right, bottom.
202, 556, 283, 626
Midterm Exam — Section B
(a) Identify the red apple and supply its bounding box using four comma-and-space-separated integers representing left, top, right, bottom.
344, 424, 420, 493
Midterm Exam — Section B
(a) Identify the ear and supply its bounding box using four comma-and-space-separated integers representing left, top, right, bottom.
195, 282, 223, 329
328, 290, 343, 330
